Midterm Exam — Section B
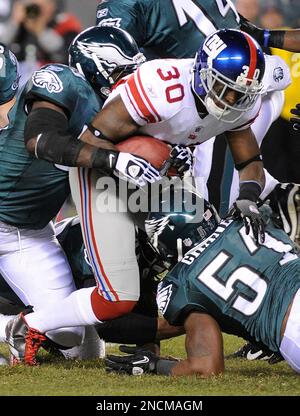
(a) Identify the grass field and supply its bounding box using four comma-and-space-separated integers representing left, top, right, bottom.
0, 333, 299, 396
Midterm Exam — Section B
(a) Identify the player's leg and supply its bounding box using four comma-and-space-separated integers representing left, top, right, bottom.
0, 222, 84, 349
69, 168, 140, 317
6, 168, 141, 364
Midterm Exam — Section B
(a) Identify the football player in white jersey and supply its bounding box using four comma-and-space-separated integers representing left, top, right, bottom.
5, 28, 288, 366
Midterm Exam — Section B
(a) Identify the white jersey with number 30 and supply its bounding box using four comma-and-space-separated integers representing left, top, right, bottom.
108, 56, 290, 146
110, 58, 260, 145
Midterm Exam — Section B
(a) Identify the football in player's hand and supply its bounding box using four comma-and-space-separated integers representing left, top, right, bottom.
116, 135, 172, 171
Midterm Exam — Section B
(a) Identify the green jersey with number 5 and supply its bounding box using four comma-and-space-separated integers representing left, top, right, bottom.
158, 218, 300, 352
96, 0, 240, 58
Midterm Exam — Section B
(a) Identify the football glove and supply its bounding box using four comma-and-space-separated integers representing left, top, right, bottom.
114, 152, 162, 187
228, 199, 265, 244
105, 349, 159, 375
169, 145, 193, 175
290, 103, 300, 131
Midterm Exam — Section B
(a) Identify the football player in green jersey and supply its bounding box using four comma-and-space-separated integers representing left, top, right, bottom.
96, 0, 300, 58
105, 186, 300, 376
1, 25, 149, 363
0, 43, 19, 130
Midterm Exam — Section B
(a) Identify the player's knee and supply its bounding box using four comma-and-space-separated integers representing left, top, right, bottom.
91, 287, 137, 321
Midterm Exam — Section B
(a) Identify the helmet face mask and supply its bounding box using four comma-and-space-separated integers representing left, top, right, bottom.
192, 29, 265, 123
69, 26, 146, 98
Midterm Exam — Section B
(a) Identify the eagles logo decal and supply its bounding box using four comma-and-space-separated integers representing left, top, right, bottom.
156, 283, 173, 315
145, 216, 170, 240
32, 69, 63, 93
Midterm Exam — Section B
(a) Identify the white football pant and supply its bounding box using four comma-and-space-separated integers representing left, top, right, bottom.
0, 220, 84, 347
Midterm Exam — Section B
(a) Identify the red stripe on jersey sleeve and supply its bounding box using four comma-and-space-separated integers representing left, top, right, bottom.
126, 73, 157, 123
136, 69, 161, 122
125, 83, 148, 124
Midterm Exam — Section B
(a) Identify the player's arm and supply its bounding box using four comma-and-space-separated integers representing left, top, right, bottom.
105, 312, 224, 377
79, 93, 139, 146
24, 100, 117, 167
170, 312, 224, 377
226, 127, 265, 191
24, 99, 161, 187
240, 13, 300, 52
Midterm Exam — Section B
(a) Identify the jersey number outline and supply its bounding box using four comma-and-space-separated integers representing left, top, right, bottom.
172, 0, 239, 37
196, 223, 296, 316
157, 66, 185, 103
197, 251, 267, 316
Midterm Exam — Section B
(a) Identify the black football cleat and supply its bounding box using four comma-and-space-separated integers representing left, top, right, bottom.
267, 183, 300, 247
226, 342, 283, 364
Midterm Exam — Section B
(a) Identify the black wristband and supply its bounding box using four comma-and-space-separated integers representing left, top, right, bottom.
156, 359, 177, 375
235, 154, 262, 171
268, 30, 285, 49
238, 181, 262, 202
87, 123, 110, 141
90, 148, 119, 173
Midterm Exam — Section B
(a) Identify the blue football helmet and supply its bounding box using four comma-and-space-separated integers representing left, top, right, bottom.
144, 179, 220, 267
192, 29, 265, 123
0, 43, 19, 105
69, 25, 146, 98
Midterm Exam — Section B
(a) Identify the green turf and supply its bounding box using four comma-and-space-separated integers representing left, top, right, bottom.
0, 334, 299, 396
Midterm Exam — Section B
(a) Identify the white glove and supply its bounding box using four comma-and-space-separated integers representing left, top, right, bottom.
115, 152, 162, 187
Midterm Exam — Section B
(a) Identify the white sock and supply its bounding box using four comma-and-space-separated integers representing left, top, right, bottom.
0, 314, 16, 342
25, 287, 101, 333
60, 326, 106, 360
